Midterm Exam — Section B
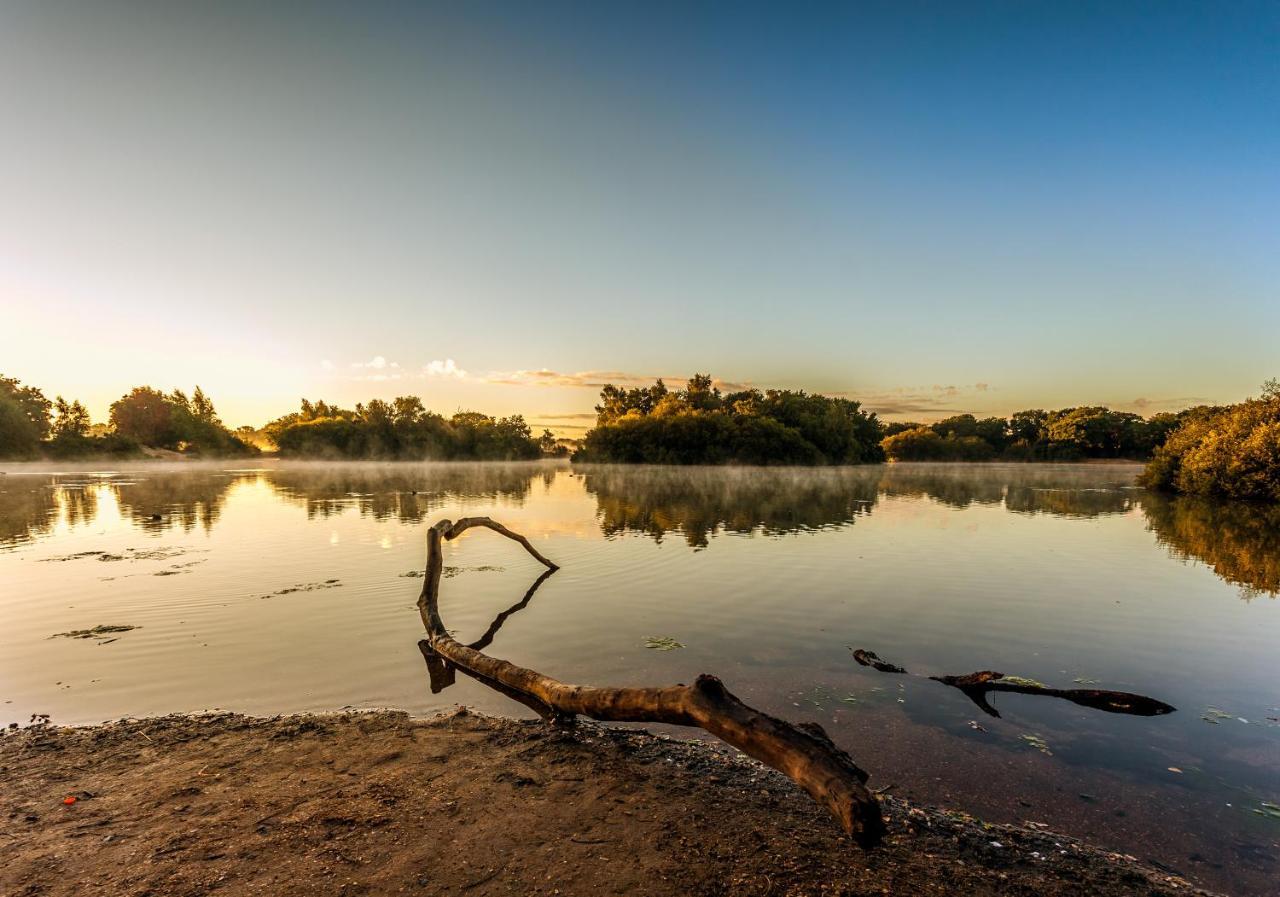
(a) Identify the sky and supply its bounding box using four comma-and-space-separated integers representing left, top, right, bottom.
1, 1, 1277, 433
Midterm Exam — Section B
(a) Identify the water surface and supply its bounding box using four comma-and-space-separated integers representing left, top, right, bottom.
1, 461, 1277, 894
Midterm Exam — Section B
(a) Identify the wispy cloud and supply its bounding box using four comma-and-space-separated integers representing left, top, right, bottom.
482, 368, 752, 393
1121, 395, 1210, 413
481, 369, 654, 388
845, 383, 994, 419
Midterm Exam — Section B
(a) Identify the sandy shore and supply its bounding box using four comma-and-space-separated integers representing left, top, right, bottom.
1, 709, 1211, 896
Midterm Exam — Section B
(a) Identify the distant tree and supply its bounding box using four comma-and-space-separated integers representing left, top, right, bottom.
109, 385, 254, 456
110, 387, 176, 447
882, 426, 995, 462
51, 397, 91, 440
0, 375, 52, 457
881, 420, 925, 439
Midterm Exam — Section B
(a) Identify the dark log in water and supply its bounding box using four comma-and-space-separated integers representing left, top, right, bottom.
416, 516, 886, 847
851, 650, 1176, 719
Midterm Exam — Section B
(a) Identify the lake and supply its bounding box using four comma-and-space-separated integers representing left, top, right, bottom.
1, 460, 1277, 894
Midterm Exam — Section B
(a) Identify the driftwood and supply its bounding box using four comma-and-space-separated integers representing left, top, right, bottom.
416, 516, 886, 846
850, 648, 1176, 718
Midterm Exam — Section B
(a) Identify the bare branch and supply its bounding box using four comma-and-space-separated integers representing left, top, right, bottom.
416, 518, 885, 847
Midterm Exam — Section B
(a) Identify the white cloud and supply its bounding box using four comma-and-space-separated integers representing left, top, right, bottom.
424, 358, 467, 379
351, 355, 399, 371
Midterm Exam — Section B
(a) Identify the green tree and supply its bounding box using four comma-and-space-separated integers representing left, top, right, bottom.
110, 387, 176, 447
0, 375, 52, 457
51, 397, 91, 440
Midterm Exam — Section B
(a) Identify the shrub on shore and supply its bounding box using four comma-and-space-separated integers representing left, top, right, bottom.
1139, 381, 1280, 502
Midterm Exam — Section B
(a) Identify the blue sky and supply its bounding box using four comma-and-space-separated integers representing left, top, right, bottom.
1, 1, 1276, 431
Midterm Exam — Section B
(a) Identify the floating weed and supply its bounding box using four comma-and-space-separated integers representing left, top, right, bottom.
51, 624, 138, 641
442, 565, 506, 579
1072, 677, 1100, 685
1001, 675, 1048, 689
1201, 707, 1233, 724
1253, 802, 1280, 821
644, 636, 684, 651
259, 580, 342, 599
840, 694, 859, 705
1019, 733, 1053, 756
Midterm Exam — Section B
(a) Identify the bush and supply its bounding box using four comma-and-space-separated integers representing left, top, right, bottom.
1140, 382, 1280, 502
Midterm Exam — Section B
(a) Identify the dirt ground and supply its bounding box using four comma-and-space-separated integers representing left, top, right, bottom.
1, 709, 1212, 896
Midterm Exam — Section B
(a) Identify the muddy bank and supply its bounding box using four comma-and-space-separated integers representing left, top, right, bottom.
1, 710, 1210, 896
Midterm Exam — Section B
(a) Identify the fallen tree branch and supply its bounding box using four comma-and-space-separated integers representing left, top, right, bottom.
850, 648, 1176, 718
416, 516, 885, 847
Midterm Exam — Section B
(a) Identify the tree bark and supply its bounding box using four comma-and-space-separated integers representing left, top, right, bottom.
416, 516, 885, 847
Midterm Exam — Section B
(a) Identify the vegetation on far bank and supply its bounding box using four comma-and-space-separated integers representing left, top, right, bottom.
570, 374, 1194, 466
0, 376, 255, 459
5, 371, 1276, 494
571, 375, 885, 465
879, 406, 1183, 462
1139, 380, 1280, 502
262, 398, 557, 460
0, 375, 561, 462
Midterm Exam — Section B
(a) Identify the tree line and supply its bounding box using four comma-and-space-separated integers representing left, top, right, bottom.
879, 407, 1183, 462
0, 376, 255, 459
5, 371, 1275, 498
571, 375, 885, 465
571, 375, 1193, 466
262, 397, 555, 460
0, 375, 555, 461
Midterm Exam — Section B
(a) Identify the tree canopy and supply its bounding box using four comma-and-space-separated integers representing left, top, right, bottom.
881, 408, 1187, 463
262, 398, 544, 460
0, 375, 255, 459
573, 375, 885, 465
1140, 381, 1280, 502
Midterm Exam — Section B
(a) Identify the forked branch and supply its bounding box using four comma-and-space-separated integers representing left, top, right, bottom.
416, 516, 885, 847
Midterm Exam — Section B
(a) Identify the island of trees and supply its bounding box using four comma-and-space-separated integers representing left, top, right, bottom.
571, 375, 885, 465
0, 374, 554, 461
262, 398, 553, 460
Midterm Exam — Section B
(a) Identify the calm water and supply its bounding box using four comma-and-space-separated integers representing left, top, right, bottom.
2, 461, 1278, 894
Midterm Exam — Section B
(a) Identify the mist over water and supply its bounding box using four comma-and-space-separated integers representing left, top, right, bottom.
1, 460, 1277, 894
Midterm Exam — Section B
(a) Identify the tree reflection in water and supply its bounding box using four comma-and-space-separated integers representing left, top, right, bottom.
2, 462, 1278, 599
1141, 493, 1280, 599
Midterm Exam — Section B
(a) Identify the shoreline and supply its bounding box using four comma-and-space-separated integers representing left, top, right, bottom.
1, 709, 1211, 896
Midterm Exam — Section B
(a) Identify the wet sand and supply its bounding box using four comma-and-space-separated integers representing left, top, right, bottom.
1, 709, 1210, 896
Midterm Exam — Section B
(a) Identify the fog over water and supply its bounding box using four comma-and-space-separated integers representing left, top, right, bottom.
1, 460, 1277, 894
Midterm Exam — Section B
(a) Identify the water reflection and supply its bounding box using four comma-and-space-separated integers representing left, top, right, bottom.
0, 472, 231, 548
575, 465, 880, 547
263, 463, 549, 522
1143, 493, 1280, 599
3, 462, 1279, 598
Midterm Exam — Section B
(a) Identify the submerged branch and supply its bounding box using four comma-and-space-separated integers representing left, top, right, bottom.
851, 648, 1176, 719
416, 516, 885, 847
